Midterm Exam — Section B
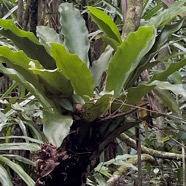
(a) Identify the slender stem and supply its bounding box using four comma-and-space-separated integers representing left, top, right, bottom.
182, 141, 186, 186
136, 126, 142, 186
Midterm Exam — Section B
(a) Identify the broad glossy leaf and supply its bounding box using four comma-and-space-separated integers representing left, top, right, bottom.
124, 57, 186, 111
43, 112, 73, 148
59, 3, 90, 65
59, 98, 74, 112
0, 164, 13, 186
106, 26, 155, 96
129, 80, 185, 114
88, 6, 121, 44
128, 20, 185, 87
36, 26, 62, 44
83, 94, 113, 122
125, 84, 156, 110
72, 94, 85, 105
126, 82, 184, 114
102, 35, 120, 50
142, 1, 186, 28
170, 71, 182, 84
0, 47, 45, 94
30, 68, 73, 96
0, 19, 56, 69
156, 20, 184, 47
51, 43, 94, 98
154, 88, 181, 114
0, 47, 62, 111
91, 46, 113, 86
0, 46, 42, 69
150, 58, 186, 82
147, 20, 184, 63
150, 81, 186, 99
0, 156, 35, 186
0, 64, 54, 112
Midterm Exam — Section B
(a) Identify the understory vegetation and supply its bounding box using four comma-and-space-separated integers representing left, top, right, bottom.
0, 0, 186, 186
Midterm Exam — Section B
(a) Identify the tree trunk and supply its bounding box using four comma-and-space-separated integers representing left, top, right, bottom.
30, 0, 38, 34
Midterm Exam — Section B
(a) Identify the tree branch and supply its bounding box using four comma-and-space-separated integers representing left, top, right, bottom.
119, 133, 185, 160
121, 0, 143, 40
107, 154, 156, 186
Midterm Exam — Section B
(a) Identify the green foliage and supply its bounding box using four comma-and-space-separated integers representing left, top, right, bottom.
30, 68, 73, 96
0, 97, 44, 186
125, 57, 186, 112
51, 43, 94, 98
88, 154, 137, 185
91, 46, 114, 86
59, 3, 90, 65
0, 2, 186, 149
142, 0, 186, 28
150, 80, 186, 99
43, 112, 73, 148
0, 164, 13, 186
0, 143, 40, 151
0, 64, 53, 111
0, 19, 56, 69
106, 26, 155, 96
0, 156, 35, 186
88, 6, 122, 45
0, 1, 186, 185
36, 26, 63, 45
150, 58, 186, 82
154, 88, 180, 115
128, 20, 185, 87
142, 1, 163, 20
83, 93, 113, 122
